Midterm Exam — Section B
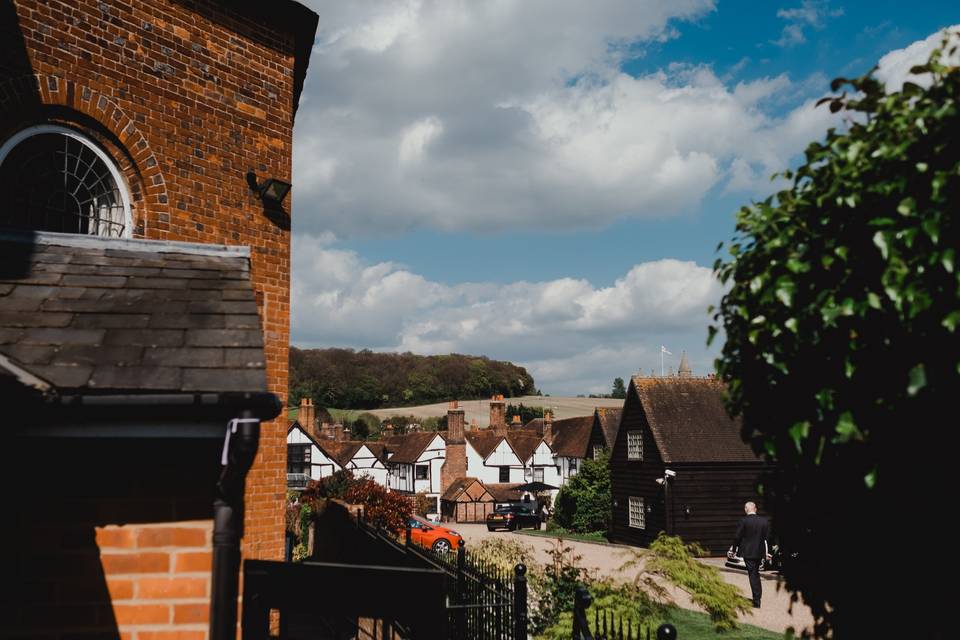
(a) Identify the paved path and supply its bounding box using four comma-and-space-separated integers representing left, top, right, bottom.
454, 524, 815, 635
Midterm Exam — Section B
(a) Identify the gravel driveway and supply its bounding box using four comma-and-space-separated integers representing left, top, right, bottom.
454, 523, 814, 635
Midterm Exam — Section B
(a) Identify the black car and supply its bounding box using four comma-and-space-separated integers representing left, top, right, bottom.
725, 544, 786, 572
486, 504, 541, 531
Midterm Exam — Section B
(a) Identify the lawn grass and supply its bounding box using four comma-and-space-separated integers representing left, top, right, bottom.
662, 607, 785, 640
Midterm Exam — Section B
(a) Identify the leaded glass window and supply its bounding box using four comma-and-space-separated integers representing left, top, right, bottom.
0, 125, 131, 237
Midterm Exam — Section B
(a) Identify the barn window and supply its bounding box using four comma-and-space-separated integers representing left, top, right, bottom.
629, 496, 645, 529
287, 444, 311, 475
569, 458, 578, 475
627, 431, 644, 460
415, 464, 429, 480
0, 125, 132, 237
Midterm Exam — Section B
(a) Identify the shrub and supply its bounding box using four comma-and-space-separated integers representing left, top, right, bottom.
711, 30, 959, 638
345, 479, 412, 532
624, 533, 750, 631
550, 451, 611, 533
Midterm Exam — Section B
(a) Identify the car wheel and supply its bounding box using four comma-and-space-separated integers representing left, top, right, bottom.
432, 539, 451, 554
487, 526, 496, 532
508, 522, 517, 531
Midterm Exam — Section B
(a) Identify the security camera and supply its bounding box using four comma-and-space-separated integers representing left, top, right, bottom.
655, 478, 665, 485
664, 469, 677, 478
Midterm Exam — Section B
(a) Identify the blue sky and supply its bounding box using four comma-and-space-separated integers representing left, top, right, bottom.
291, 1, 958, 395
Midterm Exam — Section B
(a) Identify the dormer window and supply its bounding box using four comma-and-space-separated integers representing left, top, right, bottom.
0, 125, 132, 238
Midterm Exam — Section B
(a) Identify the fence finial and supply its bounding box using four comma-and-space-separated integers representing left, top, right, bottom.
656, 623, 677, 640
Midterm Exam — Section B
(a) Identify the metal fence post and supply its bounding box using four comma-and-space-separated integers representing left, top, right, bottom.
456, 542, 466, 638
655, 623, 677, 640
573, 585, 591, 640
514, 563, 528, 639
406, 524, 412, 547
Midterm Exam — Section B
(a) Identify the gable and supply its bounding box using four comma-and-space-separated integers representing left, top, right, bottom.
485, 439, 522, 466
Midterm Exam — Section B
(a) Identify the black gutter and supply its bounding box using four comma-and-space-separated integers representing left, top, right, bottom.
210, 409, 260, 640
31, 391, 282, 422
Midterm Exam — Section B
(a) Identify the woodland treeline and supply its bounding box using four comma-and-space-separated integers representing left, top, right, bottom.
289, 347, 537, 409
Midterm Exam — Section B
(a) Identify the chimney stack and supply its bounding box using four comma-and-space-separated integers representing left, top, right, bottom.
511, 414, 521, 428
441, 400, 467, 495
299, 397, 316, 433
543, 410, 554, 445
447, 400, 465, 443
489, 394, 506, 435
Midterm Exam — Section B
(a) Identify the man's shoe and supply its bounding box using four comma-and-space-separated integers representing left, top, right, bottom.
752, 601, 761, 609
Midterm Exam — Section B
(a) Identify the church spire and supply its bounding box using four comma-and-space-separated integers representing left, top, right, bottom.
678, 351, 692, 378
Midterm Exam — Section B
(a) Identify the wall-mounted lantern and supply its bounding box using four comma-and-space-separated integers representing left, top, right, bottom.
246, 170, 291, 204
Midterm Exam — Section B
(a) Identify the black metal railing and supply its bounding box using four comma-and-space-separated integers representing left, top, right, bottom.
354, 514, 527, 640
573, 585, 678, 640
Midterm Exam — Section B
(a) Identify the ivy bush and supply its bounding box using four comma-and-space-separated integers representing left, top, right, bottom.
712, 33, 958, 637
551, 449, 611, 534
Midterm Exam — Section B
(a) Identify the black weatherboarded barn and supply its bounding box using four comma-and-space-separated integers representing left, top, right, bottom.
609, 376, 769, 555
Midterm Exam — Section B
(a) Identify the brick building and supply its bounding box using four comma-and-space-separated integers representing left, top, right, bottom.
0, 1, 317, 638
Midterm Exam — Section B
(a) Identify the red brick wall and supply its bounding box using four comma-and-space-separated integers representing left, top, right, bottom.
2, 0, 300, 636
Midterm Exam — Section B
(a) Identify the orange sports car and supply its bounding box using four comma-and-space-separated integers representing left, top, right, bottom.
405, 516, 464, 553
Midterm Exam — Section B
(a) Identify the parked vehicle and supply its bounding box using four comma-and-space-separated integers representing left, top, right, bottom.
486, 504, 541, 531
405, 516, 463, 553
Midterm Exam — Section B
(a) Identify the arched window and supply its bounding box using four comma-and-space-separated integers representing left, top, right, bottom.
0, 125, 132, 238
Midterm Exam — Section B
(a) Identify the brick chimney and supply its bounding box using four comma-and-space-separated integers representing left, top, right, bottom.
441, 401, 467, 494
543, 410, 554, 445
299, 396, 316, 433
489, 394, 506, 434
510, 414, 521, 429
447, 401, 465, 443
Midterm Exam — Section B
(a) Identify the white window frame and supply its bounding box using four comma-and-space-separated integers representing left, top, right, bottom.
627, 431, 643, 461
629, 496, 645, 529
0, 124, 133, 237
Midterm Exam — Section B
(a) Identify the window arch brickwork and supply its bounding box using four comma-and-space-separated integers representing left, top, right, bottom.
0, 74, 171, 238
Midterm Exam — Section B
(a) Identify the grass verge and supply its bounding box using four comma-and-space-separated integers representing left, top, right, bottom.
663, 607, 785, 639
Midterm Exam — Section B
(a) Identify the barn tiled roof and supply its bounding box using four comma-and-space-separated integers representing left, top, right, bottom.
505, 431, 544, 462
464, 430, 502, 458
549, 416, 594, 458
630, 377, 758, 464
383, 431, 443, 464
441, 477, 483, 502
486, 483, 522, 502
595, 407, 623, 449
0, 231, 267, 395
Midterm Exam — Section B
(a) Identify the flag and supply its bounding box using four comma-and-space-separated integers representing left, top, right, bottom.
661, 345, 672, 355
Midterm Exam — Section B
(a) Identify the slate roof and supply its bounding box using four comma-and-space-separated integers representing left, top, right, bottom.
595, 407, 623, 449
0, 231, 268, 395
549, 415, 594, 458
629, 377, 758, 464
383, 431, 444, 464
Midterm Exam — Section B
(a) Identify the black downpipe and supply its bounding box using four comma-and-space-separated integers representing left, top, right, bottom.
210, 410, 260, 640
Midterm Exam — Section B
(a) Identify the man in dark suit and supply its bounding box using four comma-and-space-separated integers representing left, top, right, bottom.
729, 501, 771, 608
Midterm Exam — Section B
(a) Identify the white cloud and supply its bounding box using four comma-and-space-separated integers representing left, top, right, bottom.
293, 0, 840, 237
772, 1, 844, 48
291, 234, 723, 394
875, 26, 960, 92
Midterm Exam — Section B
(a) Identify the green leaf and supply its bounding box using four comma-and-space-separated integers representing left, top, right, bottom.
789, 421, 810, 453
943, 312, 960, 333
896, 197, 916, 216
833, 411, 861, 443
872, 232, 889, 260
867, 292, 882, 309
907, 364, 927, 397
942, 249, 955, 274
864, 468, 878, 489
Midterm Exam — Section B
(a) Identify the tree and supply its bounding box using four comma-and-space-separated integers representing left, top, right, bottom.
711, 37, 958, 638
506, 403, 545, 424
551, 450, 611, 533
610, 377, 626, 399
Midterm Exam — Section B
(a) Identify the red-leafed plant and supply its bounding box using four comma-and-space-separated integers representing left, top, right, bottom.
345, 479, 412, 532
